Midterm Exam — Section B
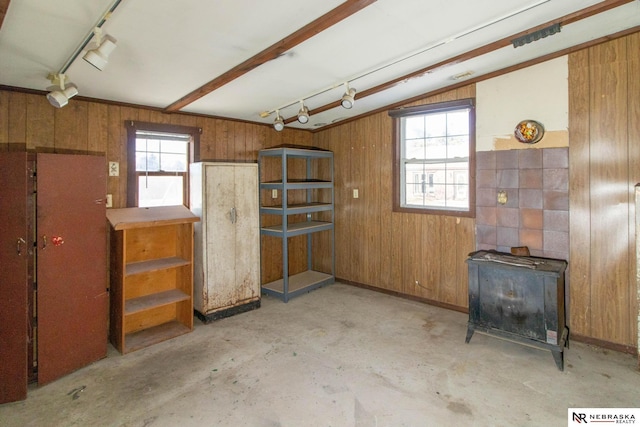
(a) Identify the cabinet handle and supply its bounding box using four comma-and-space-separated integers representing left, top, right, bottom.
17, 237, 26, 255
230, 207, 237, 224
42, 235, 47, 250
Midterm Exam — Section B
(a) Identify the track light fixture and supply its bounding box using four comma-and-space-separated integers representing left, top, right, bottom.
43, 0, 123, 107
273, 110, 285, 131
46, 73, 78, 108
261, 81, 356, 130
341, 83, 356, 109
297, 101, 310, 124
83, 27, 117, 70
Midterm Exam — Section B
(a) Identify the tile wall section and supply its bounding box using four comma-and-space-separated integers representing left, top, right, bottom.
475, 147, 569, 261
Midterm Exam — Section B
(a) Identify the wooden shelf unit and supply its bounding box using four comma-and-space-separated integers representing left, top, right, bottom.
258, 146, 335, 302
107, 206, 199, 354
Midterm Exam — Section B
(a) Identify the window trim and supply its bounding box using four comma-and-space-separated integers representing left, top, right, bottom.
125, 121, 201, 208
390, 98, 476, 218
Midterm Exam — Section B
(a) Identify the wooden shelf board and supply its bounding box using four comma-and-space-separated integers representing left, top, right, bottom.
124, 321, 191, 354
107, 205, 199, 230
124, 289, 190, 315
126, 256, 191, 276
262, 270, 334, 293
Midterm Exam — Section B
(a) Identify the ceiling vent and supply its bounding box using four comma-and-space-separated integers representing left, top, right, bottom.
511, 23, 562, 48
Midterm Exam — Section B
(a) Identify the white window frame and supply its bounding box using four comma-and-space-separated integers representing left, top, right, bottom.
125, 121, 200, 208
390, 99, 476, 217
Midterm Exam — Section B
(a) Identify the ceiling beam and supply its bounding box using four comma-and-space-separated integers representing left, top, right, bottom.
164, 0, 377, 113
284, 0, 636, 124
0, 0, 11, 30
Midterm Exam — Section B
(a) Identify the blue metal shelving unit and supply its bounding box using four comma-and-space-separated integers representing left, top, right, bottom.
258, 146, 335, 302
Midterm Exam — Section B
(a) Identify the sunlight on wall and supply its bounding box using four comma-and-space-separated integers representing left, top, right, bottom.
476, 56, 569, 151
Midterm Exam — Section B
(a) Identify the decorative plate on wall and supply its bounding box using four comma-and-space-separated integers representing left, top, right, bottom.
514, 120, 544, 144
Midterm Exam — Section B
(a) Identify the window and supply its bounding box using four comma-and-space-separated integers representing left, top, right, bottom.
126, 122, 200, 207
390, 99, 475, 217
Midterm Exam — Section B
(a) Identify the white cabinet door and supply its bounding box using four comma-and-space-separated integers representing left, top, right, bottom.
205, 164, 236, 309
193, 163, 260, 317
233, 165, 261, 301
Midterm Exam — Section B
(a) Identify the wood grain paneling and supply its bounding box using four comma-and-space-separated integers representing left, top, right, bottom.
627, 33, 640, 348
350, 119, 366, 284
0, 91, 8, 148
364, 115, 381, 287
589, 38, 629, 344
314, 86, 476, 311
568, 49, 591, 337
107, 105, 123, 207
379, 110, 394, 289
569, 33, 639, 348
0, 89, 312, 285
54, 101, 88, 152
26, 96, 54, 151
2, 31, 638, 349
87, 103, 108, 155
232, 121, 246, 161
421, 214, 441, 299
7, 91, 26, 145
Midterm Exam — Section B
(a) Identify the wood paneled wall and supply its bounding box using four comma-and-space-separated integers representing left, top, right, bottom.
2, 31, 638, 350
0, 92, 313, 285
568, 32, 640, 349
313, 32, 640, 350
313, 86, 477, 310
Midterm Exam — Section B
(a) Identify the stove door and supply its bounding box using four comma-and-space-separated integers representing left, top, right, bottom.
477, 267, 545, 342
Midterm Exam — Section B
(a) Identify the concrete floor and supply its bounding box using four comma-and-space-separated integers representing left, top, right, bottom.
1, 283, 638, 427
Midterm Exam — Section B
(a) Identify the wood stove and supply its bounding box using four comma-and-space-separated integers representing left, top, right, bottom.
465, 250, 568, 370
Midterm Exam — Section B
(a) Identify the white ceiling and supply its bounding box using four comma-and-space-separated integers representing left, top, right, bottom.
1, 0, 638, 131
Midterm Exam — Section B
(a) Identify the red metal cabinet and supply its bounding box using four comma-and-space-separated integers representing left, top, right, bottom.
0, 153, 108, 404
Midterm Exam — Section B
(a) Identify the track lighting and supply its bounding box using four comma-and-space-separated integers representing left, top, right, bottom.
273, 110, 285, 131
46, 74, 78, 108
83, 28, 117, 70
341, 83, 356, 109
297, 101, 310, 124
43, 1, 123, 108
262, 81, 356, 130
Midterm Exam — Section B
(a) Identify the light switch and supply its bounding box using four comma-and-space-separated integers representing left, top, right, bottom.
272, 189, 278, 199
106, 194, 113, 208
353, 189, 359, 199
109, 161, 119, 177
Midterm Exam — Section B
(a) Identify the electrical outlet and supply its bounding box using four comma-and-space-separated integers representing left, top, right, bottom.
353, 188, 359, 199
109, 161, 119, 177
106, 194, 113, 208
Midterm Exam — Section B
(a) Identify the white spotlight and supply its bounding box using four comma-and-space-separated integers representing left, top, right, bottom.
341, 83, 356, 109
46, 74, 78, 108
273, 110, 285, 131
47, 84, 78, 108
297, 101, 310, 124
83, 28, 117, 71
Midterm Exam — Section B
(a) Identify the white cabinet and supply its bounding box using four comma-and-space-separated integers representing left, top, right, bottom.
190, 162, 261, 322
